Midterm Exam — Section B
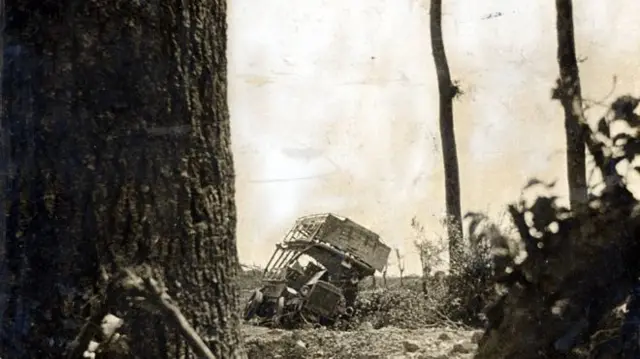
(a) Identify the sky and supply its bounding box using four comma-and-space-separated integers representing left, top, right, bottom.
227, 0, 640, 275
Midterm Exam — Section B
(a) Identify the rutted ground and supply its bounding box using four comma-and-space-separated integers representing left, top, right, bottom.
243, 324, 480, 359
238, 272, 482, 359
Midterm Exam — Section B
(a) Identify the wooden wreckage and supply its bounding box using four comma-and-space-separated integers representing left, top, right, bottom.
243, 213, 391, 328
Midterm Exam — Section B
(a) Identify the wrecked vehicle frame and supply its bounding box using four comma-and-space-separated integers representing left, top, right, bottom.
243, 213, 391, 328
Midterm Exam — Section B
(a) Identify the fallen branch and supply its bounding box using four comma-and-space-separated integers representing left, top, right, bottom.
427, 300, 473, 331
67, 265, 217, 359
121, 266, 217, 359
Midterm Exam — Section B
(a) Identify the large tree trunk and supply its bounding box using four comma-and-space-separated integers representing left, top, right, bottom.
429, 0, 463, 274
554, 0, 588, 208
1, 1, 245, 358
0, 3, 8, 347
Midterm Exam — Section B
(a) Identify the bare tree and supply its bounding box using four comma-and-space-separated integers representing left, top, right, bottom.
382, 265, 388, 288
412, 217, 447, 295
553, 0, 588, 208
2, 1, 245, 358
429, 0, 464, 273
394, 248, 405, 287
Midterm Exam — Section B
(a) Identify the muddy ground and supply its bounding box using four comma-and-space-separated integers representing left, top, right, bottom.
243, 323, 480, 359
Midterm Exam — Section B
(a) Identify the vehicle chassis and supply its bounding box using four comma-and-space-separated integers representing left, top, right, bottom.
243, 214, 391, 328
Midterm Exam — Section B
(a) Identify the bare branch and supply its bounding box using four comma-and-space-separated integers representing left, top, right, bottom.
121, 266, 217, 359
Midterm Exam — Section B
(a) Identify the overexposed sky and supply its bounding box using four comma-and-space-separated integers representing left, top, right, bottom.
228, 0, 640, 275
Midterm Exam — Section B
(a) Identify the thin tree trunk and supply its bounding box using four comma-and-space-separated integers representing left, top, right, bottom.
382, 267, 387, 288
421, 259, 430, 297
429, 0, 463, 273
2, 1, 245, 358
555, 0, 588, 208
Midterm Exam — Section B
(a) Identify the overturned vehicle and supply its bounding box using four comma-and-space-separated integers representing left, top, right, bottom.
243, 213, 391, 328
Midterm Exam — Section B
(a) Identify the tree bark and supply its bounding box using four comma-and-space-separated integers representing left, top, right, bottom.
555, 0, 588, 208
0, 2, 8, 346
2, 1, 245, 358
429, 0, 463, 273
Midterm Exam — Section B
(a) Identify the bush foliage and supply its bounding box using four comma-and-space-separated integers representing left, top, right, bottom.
475, 95, 640, 359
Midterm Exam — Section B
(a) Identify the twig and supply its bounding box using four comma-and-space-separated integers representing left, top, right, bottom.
432, 307, 473, 330
423, 298, 473, 330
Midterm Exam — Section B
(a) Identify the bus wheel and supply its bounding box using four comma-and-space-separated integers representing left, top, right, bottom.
243, 289, 264, 321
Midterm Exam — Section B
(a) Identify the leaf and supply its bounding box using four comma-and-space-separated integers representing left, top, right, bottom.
523, 178, 544, 189
597, 117, 610, 138
529, 196, 559, 232
612, 133, 632, 146
523, 178, 556, 190
611, 95, 640, 120
623, 138, 640, 161
628, 113, 640, 127
466, 215, 487, 248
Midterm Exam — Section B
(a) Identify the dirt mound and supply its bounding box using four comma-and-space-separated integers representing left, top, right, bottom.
243, 324, 480, 359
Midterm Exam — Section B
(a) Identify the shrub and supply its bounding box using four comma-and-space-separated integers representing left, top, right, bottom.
348, 287, 440, 329
412, 212, 507, 327
475, 96, 640, 358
